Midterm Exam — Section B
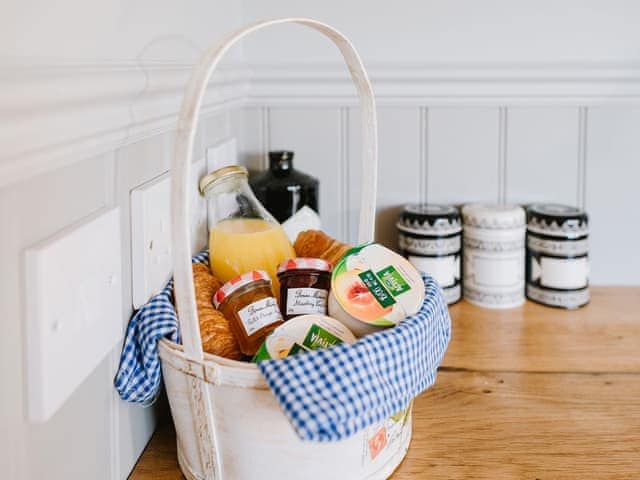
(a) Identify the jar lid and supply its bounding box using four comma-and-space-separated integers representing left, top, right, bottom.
526, 203, 588, 237
277, 257, 333, 274
213, 270, 271, 307
199, 165, 248, 195
462, 203, 525, 229
396, 204, 461, 235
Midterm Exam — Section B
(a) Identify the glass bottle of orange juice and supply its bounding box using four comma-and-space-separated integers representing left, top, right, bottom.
199, 165, 295, 294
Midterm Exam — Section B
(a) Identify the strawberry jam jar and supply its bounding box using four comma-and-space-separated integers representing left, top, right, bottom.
276, 258, 332, 321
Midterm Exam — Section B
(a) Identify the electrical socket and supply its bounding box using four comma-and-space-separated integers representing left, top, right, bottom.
131, 158, 208, 309
25, 208, 122, 422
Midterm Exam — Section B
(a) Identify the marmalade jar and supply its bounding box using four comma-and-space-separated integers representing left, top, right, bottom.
277, 258, 332, 321
213, 270, 284, 356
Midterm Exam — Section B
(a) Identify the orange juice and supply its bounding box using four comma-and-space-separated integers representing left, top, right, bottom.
209, 218, 295, 293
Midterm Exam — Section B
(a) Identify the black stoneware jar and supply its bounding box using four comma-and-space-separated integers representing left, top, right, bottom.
250, 151, 319, 223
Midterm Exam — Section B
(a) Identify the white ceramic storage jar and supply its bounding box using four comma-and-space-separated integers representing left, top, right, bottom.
397, 204, 462, 305
525, 204, 589, 309
461, 204, 526, 309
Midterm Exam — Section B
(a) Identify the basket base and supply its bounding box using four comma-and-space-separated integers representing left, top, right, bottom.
176, 420, 413, 480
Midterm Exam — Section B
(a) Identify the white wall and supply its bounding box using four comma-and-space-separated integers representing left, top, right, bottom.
2, 2, 639, 479
241, 0, 640, 65
1, 0, 246, 188
239, 0, 640, 285
0, 1, 244, 479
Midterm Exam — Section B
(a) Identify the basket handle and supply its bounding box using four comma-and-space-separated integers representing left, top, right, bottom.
172, 17, 378, 365
171, 18, 378, 478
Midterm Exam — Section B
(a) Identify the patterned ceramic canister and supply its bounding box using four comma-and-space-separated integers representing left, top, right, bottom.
397, 204, 462, 304
461, 204, 526, 309
526, 204, 589, 309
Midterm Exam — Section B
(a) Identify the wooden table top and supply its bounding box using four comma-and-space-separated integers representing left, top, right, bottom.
131, 287, 640, 479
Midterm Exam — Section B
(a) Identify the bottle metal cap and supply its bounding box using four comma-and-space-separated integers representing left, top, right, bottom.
199, 165, 248, 195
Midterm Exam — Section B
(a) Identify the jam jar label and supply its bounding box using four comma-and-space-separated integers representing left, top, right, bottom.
285, 288, 328, 316
238, 297, 282, 336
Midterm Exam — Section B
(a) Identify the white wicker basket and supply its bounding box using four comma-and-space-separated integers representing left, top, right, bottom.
159, 18, 412, 480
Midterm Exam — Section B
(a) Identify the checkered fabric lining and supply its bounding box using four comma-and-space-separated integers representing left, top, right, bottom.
114, 253, 452, 442
113, 251, 209, 406
257, 273, 451, 441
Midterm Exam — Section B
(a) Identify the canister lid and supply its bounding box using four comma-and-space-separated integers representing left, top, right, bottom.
397, 204, 461, 236
461, 203, 525, 229
214, 270, 271, 307
277, 257, 333, 274
526, 204, 588, 237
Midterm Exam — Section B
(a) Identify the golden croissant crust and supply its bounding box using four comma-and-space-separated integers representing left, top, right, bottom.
192, 263, 243, 360
293, 230, 351, 266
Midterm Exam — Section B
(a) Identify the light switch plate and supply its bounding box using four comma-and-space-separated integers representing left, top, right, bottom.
131, 159, 207, 309
206, 137, 237, 171
25, 207, 123, 422
131, 172, 171, 309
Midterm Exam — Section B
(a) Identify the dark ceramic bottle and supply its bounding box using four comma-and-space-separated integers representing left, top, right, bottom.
249, 151, 319, 223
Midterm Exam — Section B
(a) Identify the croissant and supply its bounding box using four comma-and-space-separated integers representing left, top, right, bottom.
192, 263, 243, 360
293, 230, 351, 266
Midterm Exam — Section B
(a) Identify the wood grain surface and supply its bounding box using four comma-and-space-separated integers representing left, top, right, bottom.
443, 287, 640, 373
131, 421, 180, 480
130, 288, 640, 479
393, 370, 640, 479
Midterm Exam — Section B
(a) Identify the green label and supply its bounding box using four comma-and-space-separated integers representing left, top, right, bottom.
252, 342, 271, 363
287, 343, 306, 356
302, 324, 344, 350
358, 270, 396, 308
377, 266, 411, 296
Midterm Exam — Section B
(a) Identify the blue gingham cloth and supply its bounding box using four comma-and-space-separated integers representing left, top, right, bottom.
114, 251, 209, 405
258, 273, 451, 441
115, 254, 451, 442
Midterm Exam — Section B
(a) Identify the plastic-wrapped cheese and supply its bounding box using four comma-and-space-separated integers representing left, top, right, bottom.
328, 243, 425, 337
253, 314, 355, 362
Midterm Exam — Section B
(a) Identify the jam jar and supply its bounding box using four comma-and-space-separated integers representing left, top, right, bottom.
213, 270, 284, 356
277, 258, 332, 321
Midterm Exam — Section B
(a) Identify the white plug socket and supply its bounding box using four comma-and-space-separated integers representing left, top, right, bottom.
131, 158, 207, 309
25, 208, 123, 422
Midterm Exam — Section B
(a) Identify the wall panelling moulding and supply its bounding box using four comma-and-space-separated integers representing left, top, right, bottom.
244, 62, 640, 106
5, 60, 640, 190
0, 63, 247, 189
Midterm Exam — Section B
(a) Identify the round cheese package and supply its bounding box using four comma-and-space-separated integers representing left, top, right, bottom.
328, 243, 425, 337
253, 314, 356, 362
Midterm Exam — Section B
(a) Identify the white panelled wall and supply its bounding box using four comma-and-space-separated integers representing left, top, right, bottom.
2, 1, 640, 479
241, 104, 638, 284
0, 1, 245, 479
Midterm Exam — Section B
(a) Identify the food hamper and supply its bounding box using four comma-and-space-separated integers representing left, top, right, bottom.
159, 17, 449, 480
